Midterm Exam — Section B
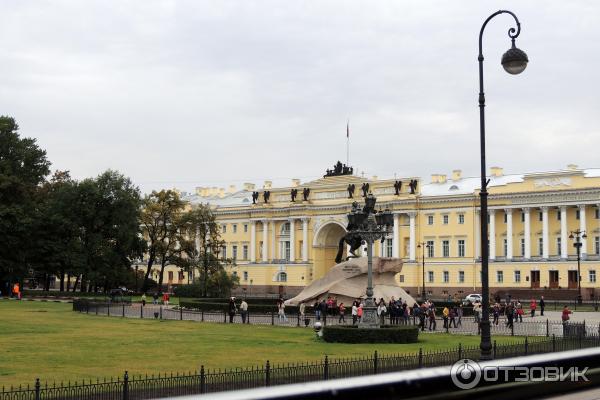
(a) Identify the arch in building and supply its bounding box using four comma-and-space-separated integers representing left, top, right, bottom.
311, 221, 347, 281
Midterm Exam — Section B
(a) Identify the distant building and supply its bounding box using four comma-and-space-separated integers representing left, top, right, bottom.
174, 163, 600, 300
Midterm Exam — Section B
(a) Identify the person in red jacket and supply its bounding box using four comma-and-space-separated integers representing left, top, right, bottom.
530, 299, 537, 318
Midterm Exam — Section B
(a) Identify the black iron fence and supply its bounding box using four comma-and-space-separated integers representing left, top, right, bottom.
72, 300, 600, 338
2, 335, 600, 400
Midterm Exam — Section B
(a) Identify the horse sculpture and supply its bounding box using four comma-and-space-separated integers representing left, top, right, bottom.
334, 199, 380, 264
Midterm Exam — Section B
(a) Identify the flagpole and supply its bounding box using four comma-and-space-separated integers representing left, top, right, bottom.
346, 119, 350, 166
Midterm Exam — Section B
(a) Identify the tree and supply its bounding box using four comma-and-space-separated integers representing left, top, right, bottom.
139, 190, 186, 292
0, 116, 50, 291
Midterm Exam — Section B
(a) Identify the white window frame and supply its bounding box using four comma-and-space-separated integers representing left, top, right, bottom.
514, 270, 521, 283
427, 215, 434, 225
442, 215, 449, 225
443, 271, 449, 283
458, 270, 465, 283
497, 270, 504, 283
458, 240, 465, 257
458, 214, 465, 224
442, 240, 450, 258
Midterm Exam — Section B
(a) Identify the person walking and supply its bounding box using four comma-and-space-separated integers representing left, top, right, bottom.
492, 304, 500, 326
530, 298, 537, 318
240, 299, 248, 324
277, 298, 288, 323
377, 300, 387, 325
153, 292, 159, 305
351, 301, 358, 325
228, 297, 237, 323
428, 307, 437, 331
442, 306, 449, 329
516, 303, 524, 323
338, 302, 346, 323
141, 293, 147, 307
313, 298, 321, 321
299, 301, 305, 320
357, 302, 363, 323
449, 307, 457, 328
539, 296, 545, 316
162, 292, 170, 306
561, 305, 572, 323
506, 303, 514, 329
457, 304, 463, 327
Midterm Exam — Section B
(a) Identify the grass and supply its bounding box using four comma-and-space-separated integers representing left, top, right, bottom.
0, 301, 527, 388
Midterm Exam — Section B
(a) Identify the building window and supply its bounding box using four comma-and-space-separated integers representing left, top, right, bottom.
576, 210, 580, 220
259, 241, 263, 259
167, 271, 173, 283
443, 271, 449, 283
222, 224, 227, 233
595, 237, 600, 255
458, 270, 465, 283
557, 211, 561, 221
281, 222, 290, 235
428, 271, 434, 283
520, 238, 525, 257
178, 271, 184, 283
232, 245, 238, 260
399, 275, 404, 282
281, 241, 290, 261
590, 270, 597, 283
458, 240, 465, 257
299, 240, 304, 259
514, 270, 521, 283
521, 212, 525, 222
221, 246, 227, 259
503, 239, 508, 257
428, 215, 434, 225
503, 213, 508, 223
442, 240, 450, 258
233, 224, 237, 233
458, 214, 465, 224
243, 245, 248, 260
244, 224, 248, 233
538, 212, 543, 222
427, 240, 435, 257
596, 208, 599, 219
497, 270, 504, 283
538, 238, 543, 256
443, 215, 449, 225
277, 272, 287, 282
385, 238, 393, 257
557, 238, 562, 256
243, 271, 248, 281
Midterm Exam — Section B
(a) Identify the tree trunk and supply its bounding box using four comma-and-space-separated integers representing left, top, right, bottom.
71, 275, 79, 292
142, 251, 155, 292
44, 274, 50, 291
59, 271, 65, 292
66, 274, 71, 291
158, 259, 167, 293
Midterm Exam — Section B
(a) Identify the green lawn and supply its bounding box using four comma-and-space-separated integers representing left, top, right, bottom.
0, 301, 523, 388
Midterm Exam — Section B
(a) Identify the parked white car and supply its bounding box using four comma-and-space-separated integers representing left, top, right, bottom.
463, 294, 482, 305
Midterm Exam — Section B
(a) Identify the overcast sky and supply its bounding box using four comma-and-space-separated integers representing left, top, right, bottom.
1, 1, 599, 194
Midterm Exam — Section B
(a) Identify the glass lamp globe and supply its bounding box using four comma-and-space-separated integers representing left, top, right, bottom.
501, 44, 529, 75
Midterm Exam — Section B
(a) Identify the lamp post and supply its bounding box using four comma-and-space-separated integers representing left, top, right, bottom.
477, 10, 529, 360
569, 230, 587, 304
417, 242, 431, 301
345, 193, 394, 328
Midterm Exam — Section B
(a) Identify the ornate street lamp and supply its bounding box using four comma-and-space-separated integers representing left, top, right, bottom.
417, 242, 431, 301
569, 230, 587, 304
477, 10, 528, 360
345, 193, 394, 328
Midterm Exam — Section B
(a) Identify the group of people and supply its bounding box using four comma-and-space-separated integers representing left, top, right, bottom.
228, 296, 249, 323
489, 296, 546, 326
140, 292, 170, 306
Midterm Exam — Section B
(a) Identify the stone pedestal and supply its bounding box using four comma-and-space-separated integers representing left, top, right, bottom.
359, 305, 379, 329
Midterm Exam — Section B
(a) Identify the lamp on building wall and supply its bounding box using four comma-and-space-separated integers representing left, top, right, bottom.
344, 193, 394, 328
569, 230, 587, 304
477, 10, 528, 360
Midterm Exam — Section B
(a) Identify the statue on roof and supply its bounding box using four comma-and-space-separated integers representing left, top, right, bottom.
263, 191, 270, 203
290, 188, 298, 202
251, 191, 259, 204
361, 182, 369, 197
323, 161, 353, 178
409, 179, 418, 194
347, 183, 355, 198
394, 180, 402, 196
302, 187, 310, 201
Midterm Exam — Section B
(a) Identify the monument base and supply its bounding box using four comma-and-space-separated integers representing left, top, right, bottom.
358, 305, 379, 329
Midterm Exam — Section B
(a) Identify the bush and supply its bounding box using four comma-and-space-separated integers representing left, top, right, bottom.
322, 325, 419, 343
179, 300, 313, 315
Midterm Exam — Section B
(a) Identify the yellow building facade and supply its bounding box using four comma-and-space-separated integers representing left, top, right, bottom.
181, 164, 600, 300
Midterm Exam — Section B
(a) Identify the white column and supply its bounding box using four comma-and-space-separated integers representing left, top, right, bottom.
505, 209, 513, 260
523, 208, 531, 259
489, 210, 496, 260
560, 206, 568, 259
262, 220, 268, 262
250, 221, 256, 262
475, 210, 480, 259
271, 221, 276, 260
542, 206, 549, 259
408, 212, 416, 261
289, 218, 295, 262
392, 213, 400, 258
302, 218, 309, 262
579, 205, 587, 258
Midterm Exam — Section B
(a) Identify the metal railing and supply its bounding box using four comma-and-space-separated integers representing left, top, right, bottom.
158, 347, 600, 400
2, 335, 599, 400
